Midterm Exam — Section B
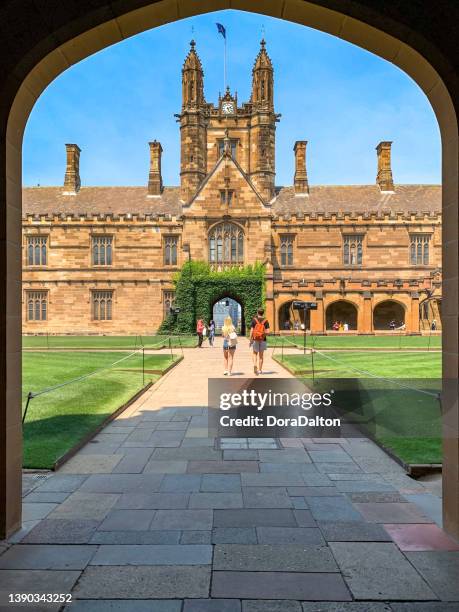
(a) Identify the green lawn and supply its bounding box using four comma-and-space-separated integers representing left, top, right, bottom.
269, 334, 441, 350
23, 351, 180, 469
23, 334, 196, 350
275, 351, 442, 465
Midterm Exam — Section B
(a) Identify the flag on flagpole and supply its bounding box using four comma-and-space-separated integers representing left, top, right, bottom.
216, 23, 226, 39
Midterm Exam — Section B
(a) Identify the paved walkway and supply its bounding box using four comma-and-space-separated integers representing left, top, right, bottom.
1, 338, 458, 610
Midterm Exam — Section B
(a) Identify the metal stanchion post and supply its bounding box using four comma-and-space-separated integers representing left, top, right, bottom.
142, 346, 145, 387
22, 391, 33, 424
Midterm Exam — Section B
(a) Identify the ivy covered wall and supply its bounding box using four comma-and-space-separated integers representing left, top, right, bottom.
159, 261, 265, 335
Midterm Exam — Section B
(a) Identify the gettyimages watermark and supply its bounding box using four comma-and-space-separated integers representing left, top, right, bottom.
208, 377, 443, 439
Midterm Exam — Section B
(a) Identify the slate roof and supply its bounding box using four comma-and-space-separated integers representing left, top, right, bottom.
22, 184, 441, 218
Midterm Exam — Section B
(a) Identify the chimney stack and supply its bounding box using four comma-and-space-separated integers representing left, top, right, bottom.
376, 141, 394, 192
63, 144, 81, 194
294, 141, 309, 194
148, 140, 163, 196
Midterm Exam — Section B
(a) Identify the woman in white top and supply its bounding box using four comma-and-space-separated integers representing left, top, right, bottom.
221, 315, 237, 376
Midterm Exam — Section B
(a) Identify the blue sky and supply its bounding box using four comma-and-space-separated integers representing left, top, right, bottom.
23, 9, 441, 187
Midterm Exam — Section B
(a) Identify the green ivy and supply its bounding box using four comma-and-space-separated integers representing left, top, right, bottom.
158, 261, 266, 335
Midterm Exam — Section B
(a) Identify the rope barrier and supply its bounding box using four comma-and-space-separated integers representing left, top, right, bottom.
312, 349, 440, 399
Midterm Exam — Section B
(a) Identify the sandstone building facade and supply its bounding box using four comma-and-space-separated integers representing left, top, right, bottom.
22, 40, 442, 336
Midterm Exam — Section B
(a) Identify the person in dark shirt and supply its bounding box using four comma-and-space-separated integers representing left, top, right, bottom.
250, 308, 270, 375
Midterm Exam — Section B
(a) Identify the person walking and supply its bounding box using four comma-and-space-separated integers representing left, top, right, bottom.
208, 319, 216, 346
196, 318, 205, 348
250, 308, 269, 375
221, 315, 237, 375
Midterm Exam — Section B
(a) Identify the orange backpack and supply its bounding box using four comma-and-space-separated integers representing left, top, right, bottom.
252, 318, 266, 341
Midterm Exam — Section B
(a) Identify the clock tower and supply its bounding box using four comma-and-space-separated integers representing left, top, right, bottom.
178, 39, 278, 204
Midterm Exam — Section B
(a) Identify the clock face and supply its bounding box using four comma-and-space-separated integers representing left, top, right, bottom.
222, 102, 235, 115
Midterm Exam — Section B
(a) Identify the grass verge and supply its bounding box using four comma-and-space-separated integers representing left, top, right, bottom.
23, 351, 180, 469
274, 351, 442, 465
23, 334, 196, 350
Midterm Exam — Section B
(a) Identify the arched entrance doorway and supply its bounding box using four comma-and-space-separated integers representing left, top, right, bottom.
0, 0, 457, 541
212, 297, 244, 335
420, 297, 442, 331
326, 301, 358, 331
279, 301, 310, 331
373, 300, 406, 331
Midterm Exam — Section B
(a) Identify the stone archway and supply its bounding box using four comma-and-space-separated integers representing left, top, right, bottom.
212, 296, 245, 336
373, 300, 406, 331
279, 300, 310, 331
326, 300, 358, 331
0, 0, 457, 540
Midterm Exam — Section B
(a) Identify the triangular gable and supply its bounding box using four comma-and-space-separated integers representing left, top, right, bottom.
183, 153, 270, 214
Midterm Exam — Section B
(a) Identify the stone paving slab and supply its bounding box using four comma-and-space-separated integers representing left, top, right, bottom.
316, 463, 364, 474
48, 492, 119, 521
23, 519, 100, 544
201, 474, 241, 492
152, 448, 222, 461
242, 487, 292, 508
212, 528, 258, 544
143, 460, 189, 474
189, 493, 243, 509
59, 454, 123, 474
98, 509, 155, 531
22, 502, 57, 521
160, 474, 202, 492
292, 510, 316, 527
257, 450, 311, 463
150, 509, 213, 530
307, 497, 364, 522
354, 502, 432, 524
256, 527, 325, 545
335, 481, 396, 493
383, 523, 459, 551
180, 531, 212, 544
241, 473, 305, 487
346, 492, 406, 503
214, 509, 297, 528
183, 599, 241, 612
403, 494, 443, 526
90, 531, 181, 544
0, 544, 95, 569
308, 451, 355, 463
213, 544, 338, 572
318, 521, 392, 542
390, 604, 459, 611
114, 492, 189, 510
188, 461, 259, 474
259, 463, 319, 474
301, 604, 392, 611
112, 449, 154, 473
74, 565, 211, 599
211, 571, 352, 600
404, 551, 459, 600
243, 601, 302, 612
224, 450, 259, 460
329, 542, 438, 600
90, 544, 212, 566
287, 487, 339, 497
64, 601, 182, 612
23, 491, 71, 504
79, 474, 163, 493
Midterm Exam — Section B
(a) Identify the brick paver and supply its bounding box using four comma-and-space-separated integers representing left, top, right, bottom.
1, 338, 451, 608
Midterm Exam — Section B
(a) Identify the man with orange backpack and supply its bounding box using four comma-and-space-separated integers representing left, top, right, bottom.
250, 307, 270, 375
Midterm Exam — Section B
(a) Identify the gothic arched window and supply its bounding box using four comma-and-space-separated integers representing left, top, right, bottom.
209, 222, 244, 267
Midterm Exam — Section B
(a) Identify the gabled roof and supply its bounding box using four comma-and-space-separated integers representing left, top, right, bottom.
183, 151, 268, 209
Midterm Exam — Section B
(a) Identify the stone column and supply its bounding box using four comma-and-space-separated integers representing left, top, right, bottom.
362, 292, 373, 333
310, 292, 324, 333
410, 292, 420, 333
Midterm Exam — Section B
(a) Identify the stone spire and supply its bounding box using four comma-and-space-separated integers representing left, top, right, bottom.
182, 39, 205, 110
294, 141, 309, 194
148, 140, 163, 196
251, 39, 274, 111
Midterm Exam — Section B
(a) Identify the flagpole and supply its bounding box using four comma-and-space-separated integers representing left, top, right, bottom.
224, 34, 227, 91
